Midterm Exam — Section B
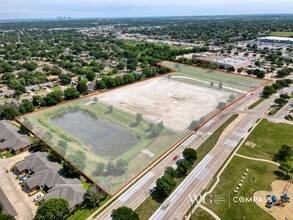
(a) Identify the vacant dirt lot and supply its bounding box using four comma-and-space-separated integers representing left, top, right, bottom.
98, 77, 232, 132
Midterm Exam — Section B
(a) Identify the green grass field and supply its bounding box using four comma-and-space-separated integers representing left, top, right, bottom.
159, 61, 266, 93
19, 97, 185, 195
191, 208, 215, 220
237, 119, 293, 161
205, 156, 281, 220
271, 32, 293, 37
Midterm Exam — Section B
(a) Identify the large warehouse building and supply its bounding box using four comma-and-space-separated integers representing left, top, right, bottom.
257, 36, 293, 44
212, 57, 251, 70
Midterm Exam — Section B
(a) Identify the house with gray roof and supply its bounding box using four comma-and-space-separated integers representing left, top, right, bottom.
0, 120, 31, 153
15, 152, 60, 175
15, 152, 86, 208
43, 180, 86, 208
0, 188, 17, 218
25, 85, 41, 93
39, 82, 55, 89
0, 86, 15, 98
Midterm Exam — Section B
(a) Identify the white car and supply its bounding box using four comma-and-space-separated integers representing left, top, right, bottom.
33, 194, 44, 202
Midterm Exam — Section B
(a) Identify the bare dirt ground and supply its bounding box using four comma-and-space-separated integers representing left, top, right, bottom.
254, 180, 293, 220
98, 77, 232, 132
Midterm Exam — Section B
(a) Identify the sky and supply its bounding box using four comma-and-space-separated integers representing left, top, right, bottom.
0, 0, 292, 19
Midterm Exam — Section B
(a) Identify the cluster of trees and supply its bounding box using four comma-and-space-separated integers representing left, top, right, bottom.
262, 79, 293, 97
83, 185, 107, 209
247, 68, 266, 78
96, 73, 142, 90
93, 159, 128, 177
155, 148, 197, 198
0, 87, 82, 120
277, 68, 293, 78
274, 93, 291, 108
275, 145, 293, 176
35, 198, 69, 220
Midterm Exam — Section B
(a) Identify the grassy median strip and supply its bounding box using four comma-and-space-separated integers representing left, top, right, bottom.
248, 98, 265, 110
136, 114, 239, 220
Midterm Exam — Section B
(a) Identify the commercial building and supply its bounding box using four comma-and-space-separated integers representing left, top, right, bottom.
257, 36, 293, 44
213, 57, 251, 70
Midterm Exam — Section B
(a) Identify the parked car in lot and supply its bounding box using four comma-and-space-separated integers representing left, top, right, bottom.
33, 194, 44, 202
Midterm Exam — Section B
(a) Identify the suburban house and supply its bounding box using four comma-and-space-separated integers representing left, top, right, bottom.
15, 152, 86, 207
15, 152, 60, 175
0, 86, 15, 98
0, 188, 17, 218
0, 120, 31, 153
25, 85, 41, 93
39, 82, 56, 89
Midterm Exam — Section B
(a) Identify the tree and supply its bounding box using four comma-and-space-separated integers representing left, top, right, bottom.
116, 159, 128, 174
279, 162, 293, 176
32, 95, 42, 106
135, 113, 143, 124
0, 213, 14, 220
69, 150, 86, 170
62, 161, 80, 178
218, 82, 223, 90
107, 161, 116, 174
47, 150, 62, 163
158, 121, 165, 130
0, 104, 20, 120
84, 185, 106, 208
164, 166, 177, 177
176, 159, 192, 177
59, 74, 71, 85
93, 162, 105, 176
275, 145, 293, 162
156, 175, 176, 197
96, 80, 106, 89
189, 120, 199, 130
217, 101, 226, 109
31, 139, 48, 152
76, 80, 88, 95
23, 61, 37, 71
64, 87, 80, 100
274, 97, 288, 107
150, 125, 161, 137
111, 206, 139, 220
183, 148, 197, 163
19, 99, 35, 114
35, 198, 69, 220
108, 105, 114, 113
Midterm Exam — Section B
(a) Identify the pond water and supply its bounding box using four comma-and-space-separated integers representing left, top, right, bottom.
49, 110, 140, 157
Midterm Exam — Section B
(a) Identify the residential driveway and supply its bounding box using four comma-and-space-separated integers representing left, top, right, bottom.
0, 151, 37, 220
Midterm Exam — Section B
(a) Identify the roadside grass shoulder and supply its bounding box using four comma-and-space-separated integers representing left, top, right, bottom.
237, 119, 293, 161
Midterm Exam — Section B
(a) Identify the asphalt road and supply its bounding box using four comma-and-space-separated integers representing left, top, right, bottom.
92, 90, 264, 220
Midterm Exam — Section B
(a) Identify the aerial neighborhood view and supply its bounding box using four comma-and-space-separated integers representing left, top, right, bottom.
0, 1, 293, 220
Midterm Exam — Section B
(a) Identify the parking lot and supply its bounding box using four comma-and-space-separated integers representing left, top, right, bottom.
0, 152, 37, 220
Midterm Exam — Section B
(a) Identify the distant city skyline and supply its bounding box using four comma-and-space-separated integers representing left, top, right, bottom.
0, 0, 292, 19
